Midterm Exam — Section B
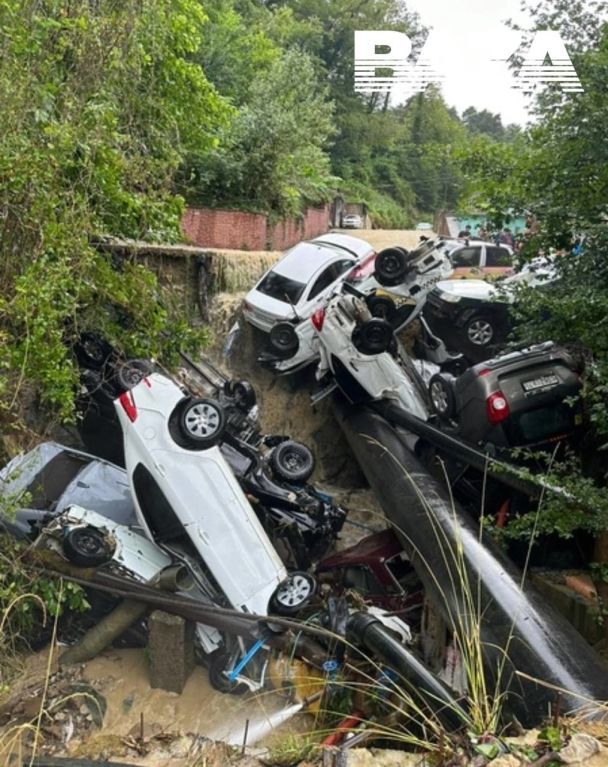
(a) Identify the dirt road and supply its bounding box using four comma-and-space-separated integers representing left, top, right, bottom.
331, 228, 435, 251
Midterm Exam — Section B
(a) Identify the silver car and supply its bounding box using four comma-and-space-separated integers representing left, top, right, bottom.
0, 442, 135, 538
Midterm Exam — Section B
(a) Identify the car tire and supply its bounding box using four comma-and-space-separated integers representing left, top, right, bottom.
352, 318, 394, 355
366, 294, 397, 323
270, 572, 317, 616
63, 526, 114, 568
269, 322, 299, 358
225, 379, 256, 412
179, 398, 226, 448
428, 374, 456, 421
374, 247, 414, 287
464, 314, 496, 348
76, 332, 113, 369
208, 649, 248, 695
270, 440, 315, 483
114, 358, 152, 392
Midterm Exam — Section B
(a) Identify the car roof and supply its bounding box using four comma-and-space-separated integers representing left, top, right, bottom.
436, 279, 498, 299
272, 242, 345, 281
312, 233, 373, 259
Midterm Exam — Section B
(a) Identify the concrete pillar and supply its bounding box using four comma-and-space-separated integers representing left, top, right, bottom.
148, 610, 195, 694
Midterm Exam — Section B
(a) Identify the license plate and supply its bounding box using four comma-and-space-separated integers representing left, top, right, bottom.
522, 374, 560, 392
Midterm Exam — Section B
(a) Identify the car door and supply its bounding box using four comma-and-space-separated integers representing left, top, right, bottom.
299, 258, 354, 315
482, 245, 514, 279
449, 245, 483, 279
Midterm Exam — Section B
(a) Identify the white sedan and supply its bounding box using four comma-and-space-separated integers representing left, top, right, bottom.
242, 233, 374, 336
114, 373, 315, 619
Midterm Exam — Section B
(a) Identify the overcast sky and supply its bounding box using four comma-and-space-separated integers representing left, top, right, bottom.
402, 0, 533, 125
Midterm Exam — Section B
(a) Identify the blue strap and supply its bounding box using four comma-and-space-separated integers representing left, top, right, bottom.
228, 638, 266, 682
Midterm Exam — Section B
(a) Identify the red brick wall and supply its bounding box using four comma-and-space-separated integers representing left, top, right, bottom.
182, 208, 267, 251
182, 205, 329, 251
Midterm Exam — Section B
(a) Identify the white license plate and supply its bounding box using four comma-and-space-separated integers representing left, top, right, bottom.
522, 374, 560, 392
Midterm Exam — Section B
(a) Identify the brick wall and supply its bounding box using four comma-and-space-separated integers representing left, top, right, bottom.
182, 208, 267, 251
182, 205, 329, 251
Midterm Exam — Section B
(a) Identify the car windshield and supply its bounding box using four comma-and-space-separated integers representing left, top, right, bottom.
257, 271, 306, 305
25, 451, 88, 510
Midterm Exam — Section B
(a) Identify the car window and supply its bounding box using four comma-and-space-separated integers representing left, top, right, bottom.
132, 463, 184, 542
451, 247, 481, 268
485, 246, 512, 267
25, 451, 88, 510
308, 262, 342, 299
257, 271, 306, 304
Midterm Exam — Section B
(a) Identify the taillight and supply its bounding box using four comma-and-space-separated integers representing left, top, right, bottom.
118, 390, 138, 422
347, 252, 376, 282
311, 308, 325, 331
486, 391, 510, 425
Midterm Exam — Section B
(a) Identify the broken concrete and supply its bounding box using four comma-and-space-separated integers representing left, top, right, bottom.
148, 611, 195, 694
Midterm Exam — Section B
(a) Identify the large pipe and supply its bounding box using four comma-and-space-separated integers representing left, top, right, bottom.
347, 611, 470, 731
333, 397, 608, 725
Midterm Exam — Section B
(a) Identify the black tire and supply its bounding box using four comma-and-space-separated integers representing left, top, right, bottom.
270, 572, 317, 616
76, 332, 113, 369
463, 314, 496, 348
63, 526, 114, 568
366, 294, 397, 322
352, 318, 394, 356
208, 649, 248, 695
428, 374, 456, 420
374, 247, 413, 287
269, 322, 299, 358
225, 379, 256, 412
179, 398, 226, 448
114, 358, 152, 392
270, 440, 315, 483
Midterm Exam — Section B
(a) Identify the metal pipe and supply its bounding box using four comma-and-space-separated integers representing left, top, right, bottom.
347, 611, 471, 731
334, 397, 608, 725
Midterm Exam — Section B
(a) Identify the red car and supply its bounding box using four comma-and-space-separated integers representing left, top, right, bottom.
317, 529, 423, 617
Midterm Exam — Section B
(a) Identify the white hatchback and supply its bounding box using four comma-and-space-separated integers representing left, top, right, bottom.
114, 373, 314, 618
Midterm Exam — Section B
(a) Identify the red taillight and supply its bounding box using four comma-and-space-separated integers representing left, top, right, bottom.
118, 390, 138, 422
477, 368, 491, 377
486, 391, 510, 425
311, 308, 325, 331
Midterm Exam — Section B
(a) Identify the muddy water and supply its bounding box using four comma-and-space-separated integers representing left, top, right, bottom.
81, 648, 294, 744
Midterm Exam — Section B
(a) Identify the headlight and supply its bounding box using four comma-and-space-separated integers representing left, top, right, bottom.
438, 291, 462, 303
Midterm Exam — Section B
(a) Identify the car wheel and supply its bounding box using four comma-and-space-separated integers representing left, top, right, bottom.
225, 379, 256, 412
270, 572, 316, 616
208, 649, 248, 695
374, 247, 413, 287
428, 374, 456, 420
352, 318, 393, 355
366, 294, 397, 322
179, 398, 226, 448
270, 440, 315, 484
269, 322, 299, 358
114, 358, 152, 392
464, 315, 495, 347
76, 332, 113, 369
63, 526, 114, 568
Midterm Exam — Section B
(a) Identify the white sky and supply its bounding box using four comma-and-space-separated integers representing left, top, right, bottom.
402, 0, 533, 125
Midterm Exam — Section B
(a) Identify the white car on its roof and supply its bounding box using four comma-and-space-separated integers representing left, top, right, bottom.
242, 234, 374, 334
114, 373, 316, 619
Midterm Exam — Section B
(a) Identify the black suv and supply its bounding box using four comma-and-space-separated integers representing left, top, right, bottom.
428, 342, 583, 449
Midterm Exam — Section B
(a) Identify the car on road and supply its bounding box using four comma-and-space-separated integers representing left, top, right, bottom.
114, 372, 316, 619
0, 442, 136, 539
342, 214, 363, 229
242, 233, 374, 336
427, 342, 583, 449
